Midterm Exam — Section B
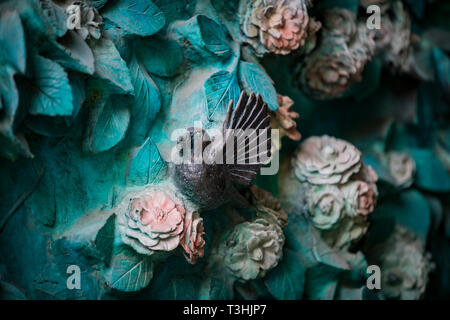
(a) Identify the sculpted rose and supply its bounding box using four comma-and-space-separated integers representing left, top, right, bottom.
291, 136, 378, 247
118, 188, 185, 255
65, 1, 103, 40
223, 218, 284, 280
367, 225, 434, 300
273, 94, 301, 141
241, 0, 318, 56
297, 12, 375, 100
180, 211, 206, 264
342, 180, 377, 217
322, 9, 356, 42
293, 135, 362, 185
308, 185, 345, 230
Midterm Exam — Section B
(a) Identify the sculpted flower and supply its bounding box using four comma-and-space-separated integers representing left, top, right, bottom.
293, 135, 362, 185
66, 1, 103, 40
299, 35, 355, 99
118, 188, 185, 255
273, 94, 301, 141
387, 151, 415, 188
350, 24, 376, 73
241, 0, 318, 56
370, 1, 412, 74
297, 16, 375, 99
308, 185, 345, 230
179, 211, 206, 264
358, 164, 379, 186
322, 9, 356, 42
342, 180, 377, 217
317, 165, 377, 248
321, 215, 369, 249
223, 218, 284, 280
367, 226, 434, 300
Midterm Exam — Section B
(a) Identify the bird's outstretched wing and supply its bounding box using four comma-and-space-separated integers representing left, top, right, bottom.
218, 91, 272, 185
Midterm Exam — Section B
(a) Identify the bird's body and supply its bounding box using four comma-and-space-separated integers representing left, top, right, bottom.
174, 162, 229, 210
173, 91, 271, 210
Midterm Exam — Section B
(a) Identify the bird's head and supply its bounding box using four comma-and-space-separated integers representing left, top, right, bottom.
176, 127, 213, 163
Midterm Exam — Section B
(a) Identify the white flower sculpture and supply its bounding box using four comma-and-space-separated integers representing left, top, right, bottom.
292, 135, 378, 248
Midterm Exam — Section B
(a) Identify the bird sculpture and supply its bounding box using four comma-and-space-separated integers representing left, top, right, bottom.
173, 91, 272, 210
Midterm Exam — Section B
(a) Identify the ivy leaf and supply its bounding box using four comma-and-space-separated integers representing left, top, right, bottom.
128, 55, 162, 145
409, 148, 450, 192
89, 38, 133, 94
127, 138, 167, 186
84, 95, 131, 153
204, 70, 240, 122
136, 37, 183, 78
0, 9, 26, 73
108, 245, 154, 292
238, 61, 278, 111
28, 55, 74, 117
265, 248, 306, 300
102, 0, 165, 37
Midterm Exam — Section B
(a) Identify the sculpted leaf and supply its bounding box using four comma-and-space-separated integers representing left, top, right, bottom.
0, 66, 19, 122
90, 38, 133, 94
128, 54, 162, 145
172, 15, 232, 60
41, 31, 95, 75
238, 61, 278, 111
103, 0, 165, 37
265, 249, 306, 300
373, 189, 431, 242
0, 9, 26, 73
204, 70, 240, 122
136, 37, 183, 78
85, 95, 130, 153
285, 213, 350, 270
409, 148, 450, 192
108, 245, 154, 292
95, 214, 116, 265
28, 55, 74, 117
127, 138, 167, 186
